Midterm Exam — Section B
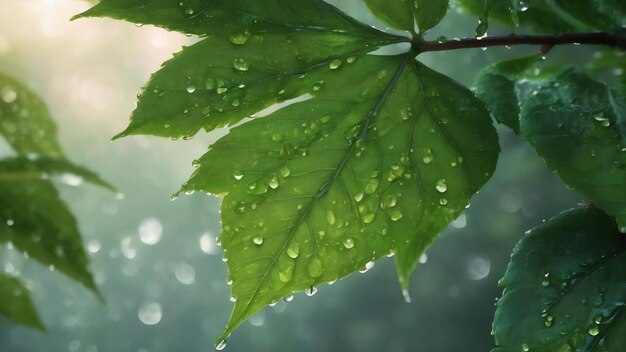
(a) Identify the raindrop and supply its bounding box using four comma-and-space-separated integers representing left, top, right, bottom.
216, 340, 227, 351
268, 176, 279, 189
186, 85, 196, 93
343, 238, 355, 249
253, 236, 264, 245
286, 243, 300, 258
521, 343, 530, 352
359, 261, 375, 273
1, 86, 17, 103
308, 258, 323, 278
138, 302, 162, 325
305, 286, 318, 296
233, 58, 250, 71
435, 179, 448, 193
232, 170, 244, 180
365, 179, 379, 194
174, 262, 196, 285
587, 325, 599, 336
326, 210, 336, 225
363, 213, 375, 224
280, 165, 290, 177
329, 59, 342, 70
138, 218, 163, 245
390, 209, 403, 221
284, 294, 294, 302
228, 30, 251, 45
354, 192, 364, 202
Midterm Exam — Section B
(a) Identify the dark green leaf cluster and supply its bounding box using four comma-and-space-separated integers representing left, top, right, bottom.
0, 72, 113, 329
76, 0, 626, 350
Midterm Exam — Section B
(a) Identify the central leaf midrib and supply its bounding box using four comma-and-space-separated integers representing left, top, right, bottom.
233, 55, 411, 326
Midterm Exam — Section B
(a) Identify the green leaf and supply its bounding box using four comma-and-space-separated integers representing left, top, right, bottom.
412, 0, 449, 34
73, 0, 389, 38
364, 0, 416, 32
554, 0, 626, 33
493, 207, 626, 352
474, 55, 542, 134
113, 32, 400, 139
180, 54, 499, 342
0, 159, 98, 292
0, 274, 43, 330
458, 0, 584, 35
0, 72, 63, 157
519, 70, 626, 232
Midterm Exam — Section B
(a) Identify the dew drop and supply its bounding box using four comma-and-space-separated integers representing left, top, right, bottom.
390, 209, 403, 221
280, 165, 291, 177
268, 176, 279, 189
308, 258, 323, 278
233, 57, 250, 71
329, 59, 342, 70
232, 170, 244, 180
326, 210, 336, 225
422, 154, 433, 164
228, 30, 251, 45
521, 343, 529, 352
253, 236, 264, 245
305, 286, 318, 296
435, 179, 448, 193
363, 213, 375, 224
286, 243, 300, 258
588, 325, 599, 336
365, 179, 379, 194
343, 238, 355, 249
354, 192, 364, 202
186, 85, 196, 93
359, 261, 375, 273
216, 340, 227, 351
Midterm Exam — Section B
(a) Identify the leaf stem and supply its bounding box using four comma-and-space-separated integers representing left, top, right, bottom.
416, 32, 626, 54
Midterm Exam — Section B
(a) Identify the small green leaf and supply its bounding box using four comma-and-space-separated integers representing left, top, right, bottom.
0, 157, 115, 191
493, 207, 626, 352
0, 72, 63, 157
0, 274, 43, 330
474, 55, 542, 134
181, 54, 498, 341
519, 70, 626, 232
412, 0, 449, 34
73, 0, 388, 38
0, 160, 98, 292
554, 0, 626, 33
364, 0, 416, 32
112, 32, 400, 139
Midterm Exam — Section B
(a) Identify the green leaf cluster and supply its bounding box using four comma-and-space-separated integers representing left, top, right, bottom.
76, 0, 626, 350
0, 72, 113, 329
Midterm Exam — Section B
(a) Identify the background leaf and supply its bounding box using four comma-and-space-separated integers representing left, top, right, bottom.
474, 55, 542, 134
0, 72, 63, 157
412, 0, 449, 34
364, 0, 416, 32
519, 70, 626, 232
493, 207, 626, 352
554, 0, 626, 33
0, 274, 43, 330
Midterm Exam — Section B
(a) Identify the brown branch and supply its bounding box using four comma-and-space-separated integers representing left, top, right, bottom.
416, 32, 626, 54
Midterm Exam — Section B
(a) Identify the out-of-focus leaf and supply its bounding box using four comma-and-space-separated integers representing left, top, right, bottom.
519, 70, 626, 232
364, 0, 415, 32
0, 72, 63, 157
474, 55, 542, 133
412, 0, 449, 34
554, 0, 626, 33
181, 54, 499, 342
0, 160, 98, 293
493, 207, 626, 352
458, 0, 585, 35
0, 274, 43, 330
0, 157, 115, 191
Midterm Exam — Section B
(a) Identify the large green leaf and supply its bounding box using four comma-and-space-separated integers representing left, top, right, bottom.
519, 70, 626, 232
412, 0, 449, 34
79, 0, 500, 345
474, 55, 542, 134
180, 54, 498, 342
0, 274, 43, 330
493, 207, 626, 352
0, 158, 102, 292
554, 0, 626, 33
0, 72, 63, 157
